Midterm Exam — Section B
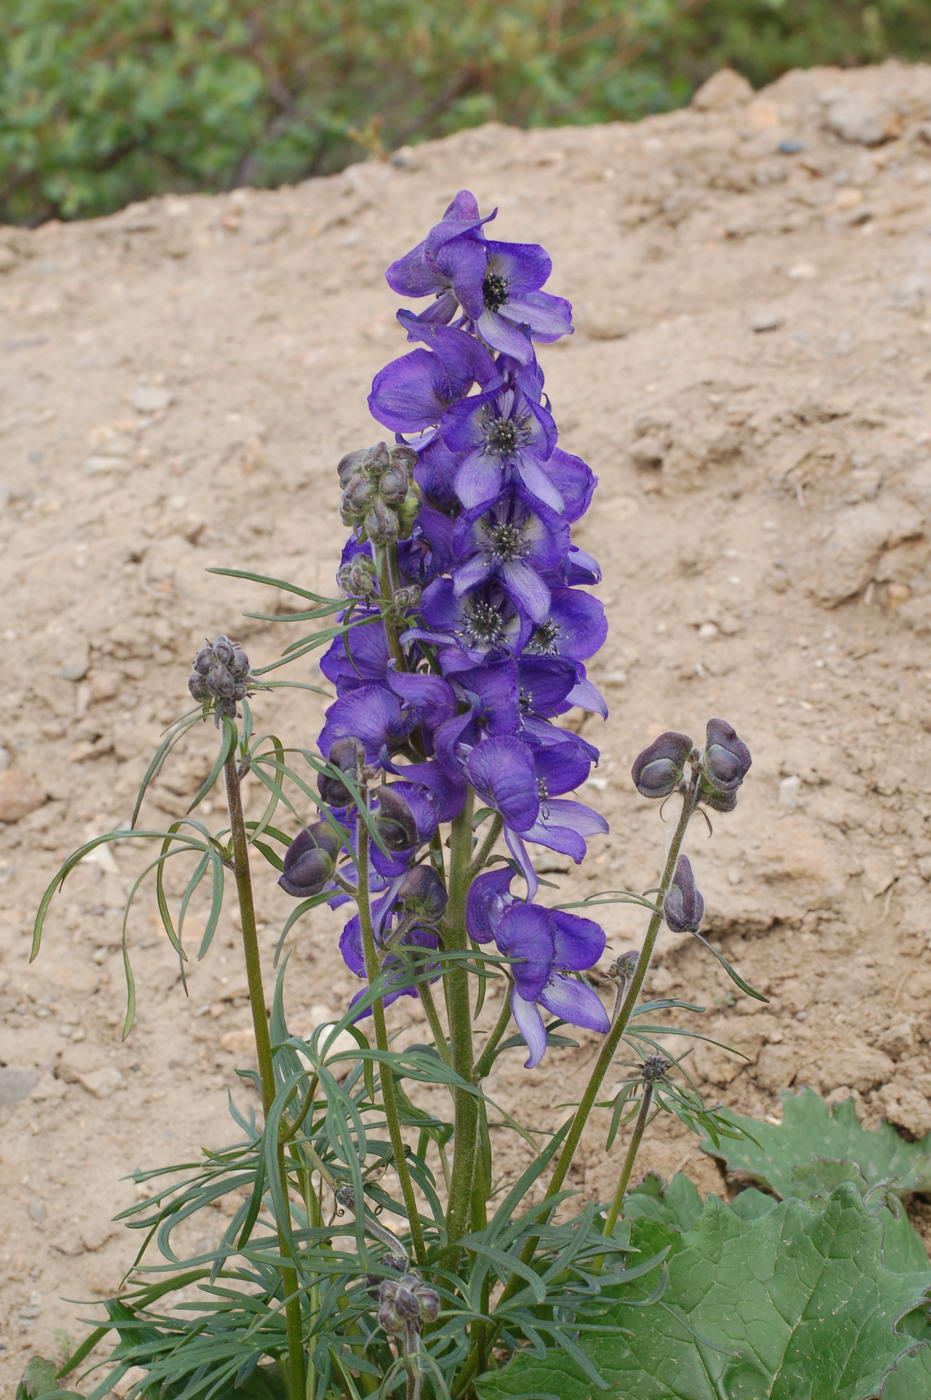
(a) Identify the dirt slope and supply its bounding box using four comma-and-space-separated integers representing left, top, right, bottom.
1, 60, 930, 1388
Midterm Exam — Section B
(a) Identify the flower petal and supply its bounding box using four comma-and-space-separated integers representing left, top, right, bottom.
511, 990, 548, 1068
539, 975, 609, 1033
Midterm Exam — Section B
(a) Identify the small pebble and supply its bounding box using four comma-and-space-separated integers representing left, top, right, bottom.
751, 310, 785, 333
779, 775, 801, 808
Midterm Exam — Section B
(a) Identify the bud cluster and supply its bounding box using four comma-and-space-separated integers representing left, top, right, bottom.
377, 1273, 440, 1336
338, 442, 421, 545
188, 636, 253, 722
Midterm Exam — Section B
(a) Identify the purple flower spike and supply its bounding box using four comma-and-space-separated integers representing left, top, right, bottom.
664, 854, 704, 933
476, 239, 574, 364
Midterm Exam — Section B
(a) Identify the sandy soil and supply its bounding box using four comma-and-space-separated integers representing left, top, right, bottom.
2, 60, 930, 1390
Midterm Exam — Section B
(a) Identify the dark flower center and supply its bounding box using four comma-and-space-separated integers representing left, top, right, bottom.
484, 418, 519, 456
528, 619, 561, 654
483, 272, 509, 311
461, 599, 508, 648
486, 521, 528, 562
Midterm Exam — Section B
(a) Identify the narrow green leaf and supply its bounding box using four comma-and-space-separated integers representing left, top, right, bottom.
690, 929, 768, 1001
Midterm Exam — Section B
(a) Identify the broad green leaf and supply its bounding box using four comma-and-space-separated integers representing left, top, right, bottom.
700, 1088, 931, 1200
883, 1343, 931, 1399
16, 1358, 84, 1399
477, 1184, 931, 1400
623, 1171, 705, 1233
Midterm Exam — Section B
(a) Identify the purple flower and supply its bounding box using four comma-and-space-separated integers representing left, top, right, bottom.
441, 384, 559, 511
701, 718, 752, 795
368, 325, 496, 434
278, 822, 340, 898
340, 908, 440, 1016
409, 579, 532, 670
526, 588, 608, 663
386, 191, 494, 324
493, 902, 608, 1067
664, 854, 704, 933
474, 240, 574, 364
451, 491, 569, 624
631, 730, 694, 799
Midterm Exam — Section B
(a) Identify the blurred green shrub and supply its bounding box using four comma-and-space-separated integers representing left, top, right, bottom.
1, 0, 926, 224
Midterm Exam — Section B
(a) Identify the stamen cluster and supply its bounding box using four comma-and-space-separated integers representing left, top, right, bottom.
282, 191, 612, 1065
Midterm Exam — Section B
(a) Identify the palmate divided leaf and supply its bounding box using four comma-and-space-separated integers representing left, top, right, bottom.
700, 1086, 931, 1201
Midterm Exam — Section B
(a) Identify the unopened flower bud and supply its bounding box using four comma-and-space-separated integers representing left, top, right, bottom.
398, 865, 448, 923
642, 1053, 670, 1082
338, 555, 378, 598
377, 1275, 439, 1335
392, 585, 421, 610
702, 786, 738, 813
631, 731, 693, 798
278, 822, 339, 898
700, 718, 752, 797
340, 477, 377, 525
374, 786, 417, 852
187, 636, 253, 721
663, 854, 704, 933
363, 498, 399, 545
378, 462, 410, 506
318, 738, 364, 807
336, 442, 389, 487
610, 949, 639, 981
396, 484, 421, 539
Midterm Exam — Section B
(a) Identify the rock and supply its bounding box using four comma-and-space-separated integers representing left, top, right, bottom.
131, 384, 174, 414
811, 1045, 895, 1095
810, 501, 924, 606
691, 69, 753, 111
574, 303, 630, 340
874, 1082, 931, 1138
78, 1066, 124, 1099
751, 310, 784, 333
823, 92, 902, 147
0, 769, 48, 822
0, 1067, 39, 1106
59, 639, 90, 681
778, 775, 801, 808
787, 262, 817, 280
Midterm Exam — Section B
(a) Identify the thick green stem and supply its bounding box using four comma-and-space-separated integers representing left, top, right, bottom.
480, 780, 700, 1337
224, 751, 306, 1400
442, 790, 478, 1251
602, 1084, 654, 1238
356, 820, 427, 1266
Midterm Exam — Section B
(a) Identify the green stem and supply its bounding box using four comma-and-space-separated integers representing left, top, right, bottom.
419, 979, 452, 1066
466, 779, 700, 1365
356, 819, 427, 1266
224, 749, 306, 1400
442, 789, 478, 1252
602, 1084, 653, 1238
468, 813, 503, 879
473, 994, 514, 1082
375, 545, 405, 670
542, 778, 699, 1201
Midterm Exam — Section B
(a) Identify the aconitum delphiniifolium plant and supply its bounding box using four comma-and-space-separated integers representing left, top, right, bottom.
29, 193, 764, 1400
288, 190, 612, 1069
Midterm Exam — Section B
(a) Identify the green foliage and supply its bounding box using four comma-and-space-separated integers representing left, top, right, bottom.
477, 1180, 931, 1400
16, 1357, 84, 1399
700, 1086, 931, 1201
2, 0, 928, 223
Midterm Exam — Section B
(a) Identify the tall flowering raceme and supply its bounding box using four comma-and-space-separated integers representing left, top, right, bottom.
283, 191, 610, 1067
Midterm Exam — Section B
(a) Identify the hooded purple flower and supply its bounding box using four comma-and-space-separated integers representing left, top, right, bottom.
441, 384, 559, 511
386, 190, 493, 325
451, 491, 570, 624
493, 902, 608, 1067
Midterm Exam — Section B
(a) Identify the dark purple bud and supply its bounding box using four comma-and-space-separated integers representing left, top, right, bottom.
610, 949, 639, 981
701, 718, 752, 794
663, 854, 704, 933
642, 1053, 670, 1082
392, 584, 421, 609
338, 556, 378, 598
187, 636, 253, 720
363, 498, 399, 545
337, 442, 389, 487
377, 1275, 438, 1334
631, 731, 693, 798
278, 822, 338, 898
374, 786, 418, 852
318, 737, 364, 807
378, 462, 410, 507
702, 786, 738, 813
340, 477, 377, 525
398, 865, 448, 923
